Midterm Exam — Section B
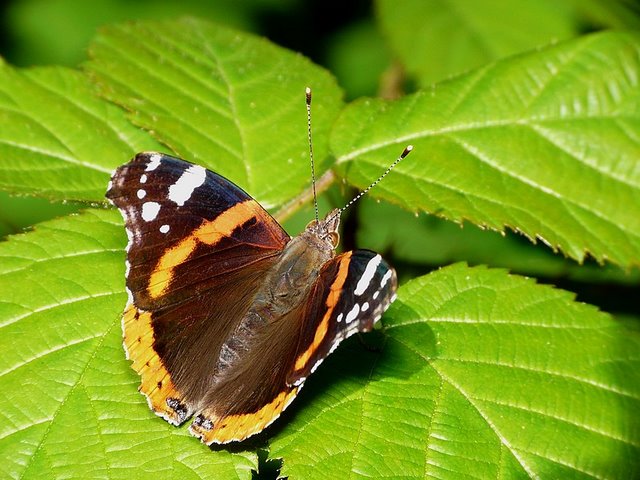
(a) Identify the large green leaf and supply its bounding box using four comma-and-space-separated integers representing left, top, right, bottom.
2, 14, 638, 480
4, 212, 637, 478
376, 0, 578, 86
86, 18, 343, 210
271, 263, 640, 479
331, 32, 640, 268
0, 61, 162, 201
0, 209, 256, 479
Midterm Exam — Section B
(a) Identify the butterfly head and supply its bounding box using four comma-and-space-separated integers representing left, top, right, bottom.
304, 208, 340, 249
304, 87, 412, 250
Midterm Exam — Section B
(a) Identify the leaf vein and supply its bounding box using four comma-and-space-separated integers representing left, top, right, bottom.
0, 291, 120, 329
16, 317, 116, 479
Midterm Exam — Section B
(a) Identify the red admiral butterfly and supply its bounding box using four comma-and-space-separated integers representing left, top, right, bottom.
106, 89, 411, 444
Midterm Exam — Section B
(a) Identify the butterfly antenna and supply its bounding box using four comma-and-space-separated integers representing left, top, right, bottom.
335, 145, 413, 218
306, 87, 320, 223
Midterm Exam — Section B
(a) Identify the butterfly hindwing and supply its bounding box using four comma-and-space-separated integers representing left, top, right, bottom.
188, 301, 307, 444
186, 249, 397, 444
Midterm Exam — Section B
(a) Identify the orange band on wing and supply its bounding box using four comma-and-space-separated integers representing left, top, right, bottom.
123, 304, 187, 425
147, 200, 261, 299
293, 251, 352, 371
189, 388, 299, 444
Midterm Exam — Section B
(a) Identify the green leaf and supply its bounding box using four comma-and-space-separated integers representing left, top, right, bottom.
86, 18, 343, 210
331, 31, 640, 268
2, 14, 638, 480
357, 198, 640, 285
3, 210, 637, 477
0, 62, 162, 202
0, 210, 256, 479
271, 263, 640, 479
376, 0, 578, 86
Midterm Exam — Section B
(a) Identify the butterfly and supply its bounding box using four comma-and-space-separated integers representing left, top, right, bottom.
106, 89, 411, 444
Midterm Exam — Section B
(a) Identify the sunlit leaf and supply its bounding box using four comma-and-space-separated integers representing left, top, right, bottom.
0, 210, 257, 479
0, 62, 161, 201
272, 264, 640, 479
87, 17, 343, 210
332, 32, 640, 268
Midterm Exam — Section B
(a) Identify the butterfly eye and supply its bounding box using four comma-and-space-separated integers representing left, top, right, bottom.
328, 231, 339, 248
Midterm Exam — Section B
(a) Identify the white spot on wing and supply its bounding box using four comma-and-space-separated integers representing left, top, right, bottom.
373, 291, 379, 300
137, 189, 146, 199
380, 269, 393, 289
140, 174, 148, 184
336, 313, 343, 323
169, 165, 207, 206
141, 201, 160, 222
361, 302, 369, 312
310, 359, 323, 374
160, 224, 170, 234
124, 228, 134, 252
354, 254, 381, 296
345, 303, 360, 324
146, 154, 162, 171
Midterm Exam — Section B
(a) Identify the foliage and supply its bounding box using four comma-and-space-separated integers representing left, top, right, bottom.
0, 1, 639, 478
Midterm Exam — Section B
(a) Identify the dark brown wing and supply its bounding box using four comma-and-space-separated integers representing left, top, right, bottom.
288, 250, 397, 385
107, 152, 289, 310
188, 250, 397, 444
107, 152, 290, 425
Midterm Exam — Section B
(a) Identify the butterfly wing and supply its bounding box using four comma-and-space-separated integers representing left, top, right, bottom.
189, 249, 397, 444
107, 152, 290, 425
107, 152, 290, 310
288, 250, 397, 385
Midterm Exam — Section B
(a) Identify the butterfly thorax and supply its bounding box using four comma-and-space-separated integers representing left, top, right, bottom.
254, 209, 341, 317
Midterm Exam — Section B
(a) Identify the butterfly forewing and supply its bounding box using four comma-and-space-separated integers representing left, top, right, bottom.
288, 250, 397, 386
107, 152, 290, 310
